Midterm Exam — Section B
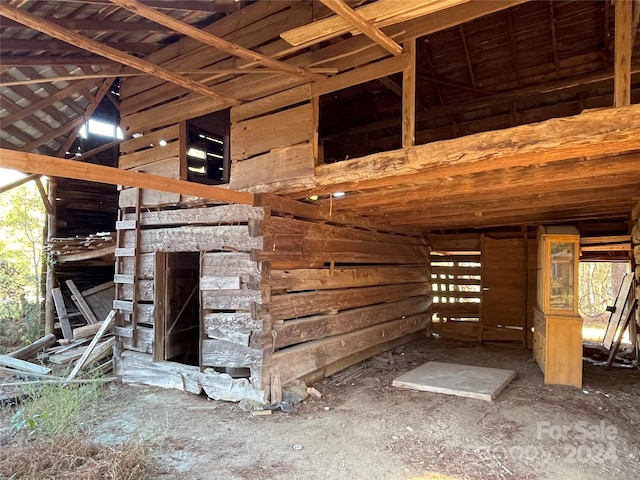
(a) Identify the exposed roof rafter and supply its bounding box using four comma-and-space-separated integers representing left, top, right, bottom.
0, 2, 240, 107
109, 0, 325, 81
318, 0, 403, 56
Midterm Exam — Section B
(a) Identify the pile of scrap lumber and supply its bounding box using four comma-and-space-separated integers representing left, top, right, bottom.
0, 279, 118, 404
45, 232, 115, 261
0, 312, 116, 404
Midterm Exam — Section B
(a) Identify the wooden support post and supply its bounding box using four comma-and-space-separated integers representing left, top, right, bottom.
311, 96, 320, 165
44, 178, 56, 336
614, 0, 632, 106
402, 38, 416, 148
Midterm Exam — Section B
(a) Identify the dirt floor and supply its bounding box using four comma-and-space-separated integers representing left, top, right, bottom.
61, 336, 638, 480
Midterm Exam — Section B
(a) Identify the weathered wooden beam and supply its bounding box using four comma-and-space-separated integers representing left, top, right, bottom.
0, 149, 255, 206
7, 334, 57, 361
110, 0, 324, 81
318, 0, 402, 56
281, 0, 469, 47
402, 38, 416, 148
323, 153, 640, 211
268, 314, 428, 385
269, 283, 430, 321
0, 3, 239, 105
272, 297, 432, 348
0, 55, 118, 67
0, 173, 40, 194
1, 78, 102, 126
614, 0, 633, 106
299, 105, 640, 196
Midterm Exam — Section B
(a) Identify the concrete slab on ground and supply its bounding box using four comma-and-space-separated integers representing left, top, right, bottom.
392, 361, 516, 401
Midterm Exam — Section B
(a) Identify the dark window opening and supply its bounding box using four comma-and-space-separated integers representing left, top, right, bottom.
186, 109, 230, 184
318, 74, 402, 164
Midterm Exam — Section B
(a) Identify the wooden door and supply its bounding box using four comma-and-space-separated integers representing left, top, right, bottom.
481, 236, 528, 343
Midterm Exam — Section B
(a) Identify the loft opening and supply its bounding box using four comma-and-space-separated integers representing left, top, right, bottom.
318, 73, 402, 164
186, 108, 230, 184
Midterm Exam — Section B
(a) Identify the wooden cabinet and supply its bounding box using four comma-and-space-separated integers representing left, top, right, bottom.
533, 226, 583, 387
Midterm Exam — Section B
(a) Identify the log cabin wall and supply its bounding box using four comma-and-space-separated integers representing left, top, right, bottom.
112, 188, 432, 402
256, 197, 432, 395
113, 201, 269, 402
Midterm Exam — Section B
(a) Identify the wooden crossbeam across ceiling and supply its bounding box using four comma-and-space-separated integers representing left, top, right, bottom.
109, 0, 326, 81
0, 3, 240, 106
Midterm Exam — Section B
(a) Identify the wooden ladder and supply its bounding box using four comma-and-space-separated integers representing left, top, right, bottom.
113, 188, 142, 346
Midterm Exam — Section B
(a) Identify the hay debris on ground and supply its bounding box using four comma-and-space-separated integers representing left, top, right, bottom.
0, 435, 152, 480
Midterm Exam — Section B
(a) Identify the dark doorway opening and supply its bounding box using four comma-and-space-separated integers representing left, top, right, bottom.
155, 252, 200, 366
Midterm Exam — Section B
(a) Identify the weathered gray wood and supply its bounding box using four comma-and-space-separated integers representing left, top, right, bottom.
201, 253, 261, 282
7, 333, 56, 360
73, 319, 111, 340
203, 312, 260, 331
119, 326, 154, 354
66, 310, 115, 383
85, 337, 115, 366
66, 280, 99, 324
116, 220, 137, 230
269, 265, 431, 292
273, 296, 432, 348
269, 283, 430, 320
123, 226, 263, 253
120, 253, 154, 278
82, 282, 115, 321
120, 279, 154, 302
0, 354, 52, 375
201, 339, 262, 368
123, 204, 264, 226
206, 326, 252, 346
113, 299, 134, 311
119, 186, 181, 208
137, 304, 155, 325
200, 276, 241, 290
115, 247, 136, 257
202, 288, 262, 310
52, 287, 74, 340
114, 274, 135, 284
268, 314, 428, 385
117, 350, 267, 402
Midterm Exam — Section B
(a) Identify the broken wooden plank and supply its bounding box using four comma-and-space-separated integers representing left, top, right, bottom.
66, 280, 99, 324
52, 287, 74, 340
201, 339, 262, 368
73, 319, 112, 340
66, 310, 116, 383
0, 354, 52, 375
7, 334, 56, 361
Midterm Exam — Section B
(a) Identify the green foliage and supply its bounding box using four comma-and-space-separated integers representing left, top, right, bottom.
0, 181, 45, 344
11, 380, 101, 440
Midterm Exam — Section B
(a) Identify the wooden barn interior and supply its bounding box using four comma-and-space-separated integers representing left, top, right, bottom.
1, 0, 639, 402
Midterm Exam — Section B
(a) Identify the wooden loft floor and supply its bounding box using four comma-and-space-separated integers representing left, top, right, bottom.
1, 0, 639, 233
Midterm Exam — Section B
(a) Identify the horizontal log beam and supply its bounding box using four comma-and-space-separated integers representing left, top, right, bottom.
0, 149, 254, 206
286, 105, 640, 197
